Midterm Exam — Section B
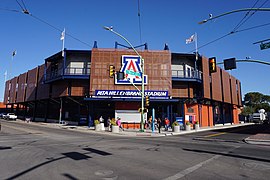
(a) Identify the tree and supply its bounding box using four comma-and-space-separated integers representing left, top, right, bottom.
241, 106, 254, 116
242, 92, 270, 115
244, 92, 264, 106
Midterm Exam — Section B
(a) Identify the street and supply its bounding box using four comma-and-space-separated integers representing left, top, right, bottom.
0, 120, 270, 180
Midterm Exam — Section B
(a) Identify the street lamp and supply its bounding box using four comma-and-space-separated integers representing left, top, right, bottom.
198, 8, 270, 24
103, 26, 145, 132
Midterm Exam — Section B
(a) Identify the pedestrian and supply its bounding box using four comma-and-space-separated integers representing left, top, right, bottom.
107, 117, 111, 131
153, 118, 157, 130
148, 116, 152, 129
116, 117, 124, 131
165, 117, 170, 131
157, 118, 162, 133
144, 120, 148, 129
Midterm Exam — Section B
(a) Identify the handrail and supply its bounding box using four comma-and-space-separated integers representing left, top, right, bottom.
172, 70, 202, 79
45, 67, 90, 81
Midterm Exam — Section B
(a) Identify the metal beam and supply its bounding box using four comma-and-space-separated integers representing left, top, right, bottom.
199, 8, 270, 24
217, 59, 270, 66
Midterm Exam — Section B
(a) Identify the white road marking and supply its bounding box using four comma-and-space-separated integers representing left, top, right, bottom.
163, 155, 221, 180
164, 146, 240, 180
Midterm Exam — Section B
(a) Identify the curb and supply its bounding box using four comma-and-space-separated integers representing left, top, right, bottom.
193, 137, 242, 143
6, 119, 257, 139
244, 137, 270, 146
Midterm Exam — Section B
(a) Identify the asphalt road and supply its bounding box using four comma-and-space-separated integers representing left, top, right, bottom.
0, 120, 270, 180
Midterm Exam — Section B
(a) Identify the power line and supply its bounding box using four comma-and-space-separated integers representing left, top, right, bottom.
232, 0, 260, 32
233, 0, 269, 32
15, 0, 25, 12
28, 14, 92, 47
188, 21, 270, 53
235, 21, 270, 33
188, 33, 232, 53
0, 8, 20, 13
191, 1, 270, 53
2, 1, 92, 48
20, 0, 28, 10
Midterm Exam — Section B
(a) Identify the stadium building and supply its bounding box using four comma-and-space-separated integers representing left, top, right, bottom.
3, 43, 242, 128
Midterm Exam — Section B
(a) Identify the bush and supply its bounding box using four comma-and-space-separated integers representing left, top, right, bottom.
186, 121, 191, 126
195, 121, 199, 124
172, 121, 179, 127
94, 120, 100, 125
111, 119, 117, 126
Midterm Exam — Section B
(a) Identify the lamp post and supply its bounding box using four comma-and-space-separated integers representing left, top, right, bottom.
198, 8, 270, 24
103, 26, 145, 132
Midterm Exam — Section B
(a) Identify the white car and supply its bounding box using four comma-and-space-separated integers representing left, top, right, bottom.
4, 113, 17, 120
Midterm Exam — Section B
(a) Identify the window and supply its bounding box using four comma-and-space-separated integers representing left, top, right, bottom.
69, 62, 84, 74
171, 64, 184, 77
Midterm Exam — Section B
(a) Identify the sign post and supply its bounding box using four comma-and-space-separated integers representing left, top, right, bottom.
260, 42, 270, 50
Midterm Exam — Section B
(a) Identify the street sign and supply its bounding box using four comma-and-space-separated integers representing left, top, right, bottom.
260, 42, 270, 50
224, 58, 236, 70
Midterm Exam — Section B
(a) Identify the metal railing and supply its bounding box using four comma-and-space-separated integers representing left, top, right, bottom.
171, 70, 202, 80
45, 67, 90, 81
64, 67, 90, 75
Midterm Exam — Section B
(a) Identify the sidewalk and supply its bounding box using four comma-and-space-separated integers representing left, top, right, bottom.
244, 124, 270, 146
44, 122, 245, 136
15, 119, 259, 138
11, 119, 270, 145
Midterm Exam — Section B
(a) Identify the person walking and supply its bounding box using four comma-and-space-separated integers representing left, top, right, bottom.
107, 117, 111, 131
116, 117, 124, 131
148, 116, 152, 130
164, 117, 170, 131
157, 118, 162, 133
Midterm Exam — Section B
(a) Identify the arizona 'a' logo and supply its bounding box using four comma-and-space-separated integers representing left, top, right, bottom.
115, 55, 148, 85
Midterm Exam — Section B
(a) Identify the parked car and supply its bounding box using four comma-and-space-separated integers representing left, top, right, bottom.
4, 113, 17, 120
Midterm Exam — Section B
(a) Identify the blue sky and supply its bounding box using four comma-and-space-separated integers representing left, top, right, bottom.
0, 0, 270, 101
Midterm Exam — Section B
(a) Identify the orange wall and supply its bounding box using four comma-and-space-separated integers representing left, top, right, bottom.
233, 105, 239, 124
0, 102, 5, 108
185, 103, 214, 127
201, 105, 214, 127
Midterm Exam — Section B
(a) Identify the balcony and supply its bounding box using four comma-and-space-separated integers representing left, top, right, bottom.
45, 67, 90, 83
172, 69, 202, 83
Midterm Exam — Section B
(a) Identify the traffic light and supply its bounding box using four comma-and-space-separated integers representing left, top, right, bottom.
145, 96, 150, 107
209, 57, 217, 73
117, 72, 125, 80
138, 108, 148, 113
143, 108, 148, 113
109, 65, 115, 78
